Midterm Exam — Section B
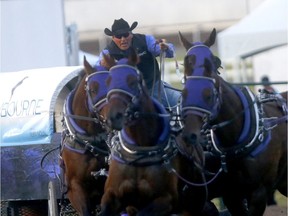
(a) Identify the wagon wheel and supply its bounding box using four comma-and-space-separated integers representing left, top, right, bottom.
4, 201, 47, 216
48, 180, 59, 216
1, 201, 10, 216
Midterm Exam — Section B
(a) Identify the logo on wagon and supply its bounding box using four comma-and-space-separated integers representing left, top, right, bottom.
1, 99, 44, 117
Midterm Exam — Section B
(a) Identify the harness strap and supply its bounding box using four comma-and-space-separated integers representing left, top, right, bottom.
210, 87, 264, 158
61, 91, 109, 156
110, 99, 176, 166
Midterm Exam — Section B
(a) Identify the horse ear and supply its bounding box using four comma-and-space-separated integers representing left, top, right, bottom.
204, 28, 216, 47
83, 56, 94, 75
184, 55, 195, 76
178, 31, 192, 51
102, 53, 116, 69
128, 48, 140, 66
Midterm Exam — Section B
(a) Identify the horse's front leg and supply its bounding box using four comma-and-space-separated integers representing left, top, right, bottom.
223, 195, 249, 216
66, 182, 93, 216
136, 194, 174, 216
247, 185, 268, 216
98, 188, 121, 216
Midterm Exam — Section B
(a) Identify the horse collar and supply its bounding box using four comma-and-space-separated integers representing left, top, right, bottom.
210, 86, 269, 159
110, 131, 177, 166
110, 99, 177, 166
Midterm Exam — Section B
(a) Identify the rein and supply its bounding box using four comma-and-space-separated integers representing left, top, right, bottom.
165, 161, 223, 187
63, 113, 102, 123
259, 90, 288, 129
209, 95, 258, 131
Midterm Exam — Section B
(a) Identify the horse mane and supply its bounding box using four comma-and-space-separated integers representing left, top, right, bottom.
73, 56, 96, 91
72, 69, 86, 91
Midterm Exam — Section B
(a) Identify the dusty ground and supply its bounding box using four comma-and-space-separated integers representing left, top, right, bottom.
219, 205, 287, 216
264, 205, 287, 216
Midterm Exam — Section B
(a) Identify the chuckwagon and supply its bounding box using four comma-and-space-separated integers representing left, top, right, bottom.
0, 66, 84, 216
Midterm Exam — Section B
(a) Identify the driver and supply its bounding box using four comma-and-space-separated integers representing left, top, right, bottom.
95, 18, 181, 109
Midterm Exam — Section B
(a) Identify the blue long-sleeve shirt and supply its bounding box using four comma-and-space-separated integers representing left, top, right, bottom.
96, 34, 174, 66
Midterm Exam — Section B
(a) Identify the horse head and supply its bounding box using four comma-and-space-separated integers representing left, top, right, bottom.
178, 29, 223, 147
105, 49, 153, 131
70, 56, 111, 134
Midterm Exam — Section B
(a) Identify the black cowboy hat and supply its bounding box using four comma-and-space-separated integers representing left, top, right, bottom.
104, 18, 138, 36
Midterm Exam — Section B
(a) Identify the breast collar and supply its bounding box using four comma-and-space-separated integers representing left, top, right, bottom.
110, 99, 178, 166
210, 86, 270, 159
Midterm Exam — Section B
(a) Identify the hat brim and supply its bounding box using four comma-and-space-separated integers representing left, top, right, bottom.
104, 21, 138, 36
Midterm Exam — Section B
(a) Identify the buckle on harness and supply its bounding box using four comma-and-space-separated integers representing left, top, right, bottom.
221, 154, 228, 173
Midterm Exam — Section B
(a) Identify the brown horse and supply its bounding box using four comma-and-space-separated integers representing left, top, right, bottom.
60, 57, 110, 216
98, 50, 180, 216
179, 28, 287, 216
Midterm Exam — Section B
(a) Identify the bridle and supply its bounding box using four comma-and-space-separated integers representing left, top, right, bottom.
182, 44, 222, 124
106, 63, 177, 166
182, 75, 221, 122
107, 64, 144, 102
62, 70, 111, 156
85, 71, 110, 127
107, 64, 169, 124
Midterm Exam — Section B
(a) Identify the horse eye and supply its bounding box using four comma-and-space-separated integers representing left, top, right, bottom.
126, 75, 138, 90
202, 88, 214, 106
182, 88, 188, 101
89, 83, 99, 95
106, 76, 111, 87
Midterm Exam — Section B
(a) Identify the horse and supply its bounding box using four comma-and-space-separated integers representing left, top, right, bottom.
97, 49, 182, 216
60, 57, 111, 216
179, 28, 287, 216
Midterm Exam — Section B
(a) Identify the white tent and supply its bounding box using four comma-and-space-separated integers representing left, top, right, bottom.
217, 0, 287, 59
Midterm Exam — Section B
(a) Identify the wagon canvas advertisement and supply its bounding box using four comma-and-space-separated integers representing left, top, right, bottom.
0, 67, 81, 147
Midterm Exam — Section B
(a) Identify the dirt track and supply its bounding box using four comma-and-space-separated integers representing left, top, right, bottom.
264, 205, 287, 216
219, 205, 287, 216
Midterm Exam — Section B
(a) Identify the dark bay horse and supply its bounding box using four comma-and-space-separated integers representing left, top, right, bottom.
179, 28, 287, 216
60, 57, 110, 216
98, 50, 180, 216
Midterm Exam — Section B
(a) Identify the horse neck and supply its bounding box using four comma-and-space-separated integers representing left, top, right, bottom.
212, 80, 244, 145
124, 94, 163, 147
72, 78, 103, 135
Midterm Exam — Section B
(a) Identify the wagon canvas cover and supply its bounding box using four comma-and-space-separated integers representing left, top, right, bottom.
0, 67, 82, 146
0, 66, 82, 201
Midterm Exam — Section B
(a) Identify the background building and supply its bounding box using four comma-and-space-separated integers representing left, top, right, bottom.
1, 0, 287, 91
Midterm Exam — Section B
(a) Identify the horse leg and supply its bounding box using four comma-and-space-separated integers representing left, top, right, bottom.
67, 180, 93, 216
63, 151, 100, 216
99, 188, 121, 216
136, 194, 174, 216
200, 201, 220, 216
277, 170, 287, 197
222, 195, 248, 216
246, 185, 267, 216
276, 158, 287, 197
